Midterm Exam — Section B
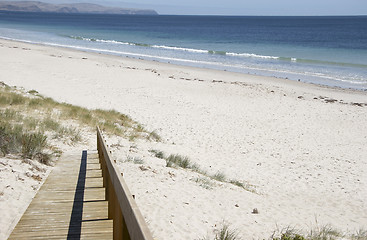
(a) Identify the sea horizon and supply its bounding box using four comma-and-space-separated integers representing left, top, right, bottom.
1, 12, 366, 90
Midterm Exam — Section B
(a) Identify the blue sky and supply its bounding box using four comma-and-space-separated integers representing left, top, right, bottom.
12, 0, 367, 15
92, 0, 367, 15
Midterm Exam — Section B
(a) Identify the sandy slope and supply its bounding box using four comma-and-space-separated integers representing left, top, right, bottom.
0, 38, 366, 239
0, 157, 51, 240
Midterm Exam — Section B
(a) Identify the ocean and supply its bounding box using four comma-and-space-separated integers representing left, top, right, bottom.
0, 12, 366, 90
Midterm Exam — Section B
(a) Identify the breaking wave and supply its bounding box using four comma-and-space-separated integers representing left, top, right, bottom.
68, 35, 280, 60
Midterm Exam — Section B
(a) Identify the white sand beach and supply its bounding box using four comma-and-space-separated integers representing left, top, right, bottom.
0, 38, 366, 239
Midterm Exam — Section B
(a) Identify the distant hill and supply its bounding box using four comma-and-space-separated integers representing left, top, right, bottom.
0, 1, 158, 15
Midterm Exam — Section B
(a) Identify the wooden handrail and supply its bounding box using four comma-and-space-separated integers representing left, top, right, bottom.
97, 126, 154, 240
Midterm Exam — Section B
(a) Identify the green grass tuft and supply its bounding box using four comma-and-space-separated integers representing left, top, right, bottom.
351, 229, 367, 240
229, 180, 244, 188
27, 90, 39, 95
133, 157, 144, 164
308, 225, 341, 240
215, 224, 239, 240
10, 94, 26, 105
42, 117, 60, 131
194, 177, 215, 190
270, 225, 366, 240
211, 171, 226, 182
149, 149, 165, 159
166, 154, 191, 168
0, 122, 49, 162
21, 132, 48, 159
147, 130, 161, 141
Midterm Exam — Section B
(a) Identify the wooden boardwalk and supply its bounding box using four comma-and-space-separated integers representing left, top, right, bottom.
8, 150, 113, 240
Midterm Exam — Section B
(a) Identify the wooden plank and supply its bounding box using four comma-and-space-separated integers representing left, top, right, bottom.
8, 151, 112, 240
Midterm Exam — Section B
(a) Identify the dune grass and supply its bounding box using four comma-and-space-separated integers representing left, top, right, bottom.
211, 171, 226, 182
351, 229, 367, 240
149, 149, 165, 159
148, 149, 256, 192
215, 225, 239, 240
0, 81, 161, 164
125, 156, 145, 164
1, 82, 161, 139
0, 123, 51, 165
165, 154, 192, 168
271, 225, 367, 240
198, 224, 239, 240
148, 130, 161, 141
194, 177, 215, 190
198, 224, 366, 240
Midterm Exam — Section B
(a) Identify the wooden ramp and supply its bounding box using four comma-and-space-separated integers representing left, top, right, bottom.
8, 150, 113, 240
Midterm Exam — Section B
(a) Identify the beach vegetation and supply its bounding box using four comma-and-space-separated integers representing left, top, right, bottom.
229, 180, 244, 188
53, 126, 82, 143
166, 154, 191, 168
351, 229, 367, 240
28, 98, 43, 107
149, 149, 165, 159
165, 156, 174, 167
135, 124, 145, 133
133, 157, 144, 164
198, 224, 366, 240
270, 225, 367, 240
0, 122, 51, 164
42, 117, 61, 131
21, 131, 47, 159
198, 223, 239, 240
148, 130, 161, 141
271, 228, 306, 240
211, 171, 226, 182
215, 224, 239, 240
0, 83, 158, 144
10, 94, 26, 105
128, 133, 139, 141
0, 95, 8, 105
27, 89, 39, 95
229, 180, 256, 193
308, 225, 341, 240
24, 117, 38, 130
156, 149, 255, 192
0, 82, 161, 166
193, 177, 215, 190
125, 155, 144, 164
190, 162, 204, 173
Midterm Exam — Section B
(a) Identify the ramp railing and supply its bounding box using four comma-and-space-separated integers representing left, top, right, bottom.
97, 126, 153, 240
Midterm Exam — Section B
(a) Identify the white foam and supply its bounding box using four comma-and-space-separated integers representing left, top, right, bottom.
151, 45, 207, 53
70, 35, 280, 60
95, 39, 130, 45
227, 52, 279, 59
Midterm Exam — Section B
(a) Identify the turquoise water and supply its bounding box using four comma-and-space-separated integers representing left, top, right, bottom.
1, 12, 367, 90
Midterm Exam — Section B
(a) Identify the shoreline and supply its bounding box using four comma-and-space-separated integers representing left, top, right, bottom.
1, 36, 367, 94
0, 37, 366, 239
1, 37, 366, 105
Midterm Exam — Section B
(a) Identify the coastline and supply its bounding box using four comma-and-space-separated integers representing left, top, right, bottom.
2, 35, 367, 93
1, 37, 366, 97
0, 38, 366, 239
